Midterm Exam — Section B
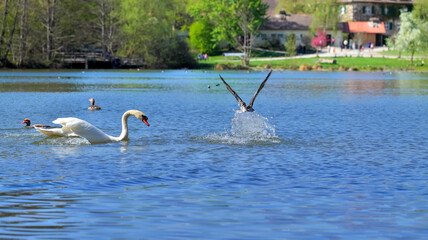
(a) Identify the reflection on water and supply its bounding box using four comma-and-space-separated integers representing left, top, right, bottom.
0, 82, 164, 92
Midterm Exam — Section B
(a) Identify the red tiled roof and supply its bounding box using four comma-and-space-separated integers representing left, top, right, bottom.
343, 21, 386, 33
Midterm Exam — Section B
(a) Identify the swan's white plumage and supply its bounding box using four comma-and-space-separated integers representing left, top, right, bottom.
35, 110, 149, 144
34, 125, 78, 137
52, 117, 112, 143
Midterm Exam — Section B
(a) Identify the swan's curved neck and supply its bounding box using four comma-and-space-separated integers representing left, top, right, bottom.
112, 111, 132, 141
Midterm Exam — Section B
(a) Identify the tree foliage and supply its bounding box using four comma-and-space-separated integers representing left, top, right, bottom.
285, 34, 296, 56
413, 0, 428, 21
188, 20, 220, 55
311, 30, 327, 48
392, 11, 428, 64
188, 0, 268, 66
276, 0, 306, 14
276, 0, 339, 32
311, 30, 327, 56
0, 0, 195, 68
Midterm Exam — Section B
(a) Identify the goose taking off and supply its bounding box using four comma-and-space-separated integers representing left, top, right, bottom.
219, 70, 272, 112
21, 118, 51, 128
35, 110, 149, 144
88, 98, 101, 110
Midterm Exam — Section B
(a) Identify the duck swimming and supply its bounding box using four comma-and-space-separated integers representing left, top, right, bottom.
88, 98, 101, 110
21, 118, 51, 128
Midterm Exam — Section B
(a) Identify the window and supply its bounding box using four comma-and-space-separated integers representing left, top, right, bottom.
341, 6, 346, 15
278, 34, 284, 39
372, 6, 375, 14
271, 34, 277, 39
381, 6, 389, 15
362, 6, 366, 14
261, 34, 267, 40
366, 6, 372, 15
386, 21, 393, 31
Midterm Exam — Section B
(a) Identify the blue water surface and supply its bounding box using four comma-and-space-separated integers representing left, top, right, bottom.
0, 70, 427, 239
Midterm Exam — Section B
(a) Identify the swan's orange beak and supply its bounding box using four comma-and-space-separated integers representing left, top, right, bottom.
143, 119, 150, 126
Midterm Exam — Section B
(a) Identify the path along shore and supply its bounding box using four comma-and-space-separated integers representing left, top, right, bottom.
250, 46, 423, 61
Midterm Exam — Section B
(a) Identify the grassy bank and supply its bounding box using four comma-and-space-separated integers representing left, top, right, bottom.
199, 55, 428, 72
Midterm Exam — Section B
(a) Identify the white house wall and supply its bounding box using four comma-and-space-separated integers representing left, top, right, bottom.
256, 30, 344, 48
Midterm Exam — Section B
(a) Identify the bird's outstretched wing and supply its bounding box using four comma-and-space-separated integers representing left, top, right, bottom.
219, 74, 247, 110
248, 70, 272, 109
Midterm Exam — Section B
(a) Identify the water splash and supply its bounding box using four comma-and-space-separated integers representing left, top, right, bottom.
205, 111, 280, 145
34, 136, 90, 146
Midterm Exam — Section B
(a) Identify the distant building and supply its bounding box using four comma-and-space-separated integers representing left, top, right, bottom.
338, 0, 414, 45
256, 0, 414, 50
256, 12, 344, 49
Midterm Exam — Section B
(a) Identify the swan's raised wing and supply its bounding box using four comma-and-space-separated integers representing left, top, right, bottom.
52, 117, 111, 143
219, 75, 247, 110
248, 70, 272, 109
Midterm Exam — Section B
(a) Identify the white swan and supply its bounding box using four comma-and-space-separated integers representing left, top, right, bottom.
35, 110, 149, 144
34, 125, 78, 137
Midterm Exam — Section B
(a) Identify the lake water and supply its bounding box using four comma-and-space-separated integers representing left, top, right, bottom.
0, 70, 427, 239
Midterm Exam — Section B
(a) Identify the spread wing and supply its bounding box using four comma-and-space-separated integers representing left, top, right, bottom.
248, 70, 272, 109
219, 74, 247, 109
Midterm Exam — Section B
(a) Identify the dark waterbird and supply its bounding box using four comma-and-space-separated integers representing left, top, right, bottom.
219, 70, 272, 112
88, 98, 101, 110
21, 118, 51, 128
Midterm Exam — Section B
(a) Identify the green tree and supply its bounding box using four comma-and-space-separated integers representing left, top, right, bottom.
413, 0, 428, 21
276, 0, 306, 14
189, 20, 219, 55
285, 34, 296, 56
118, 0, 195, 68
307, 0, 339, 32
189, 0, 268, 66
392, 11, 428, 64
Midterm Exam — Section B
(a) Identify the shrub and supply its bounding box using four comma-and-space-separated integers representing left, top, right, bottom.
299, 64, 312, 71
338, 65, 348, 71
285, 34, 297, 57
313, 63, 322, 70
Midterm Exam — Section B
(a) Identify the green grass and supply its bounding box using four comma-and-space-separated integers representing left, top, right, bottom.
198, 55, 428, 71
380, 49, 428, 57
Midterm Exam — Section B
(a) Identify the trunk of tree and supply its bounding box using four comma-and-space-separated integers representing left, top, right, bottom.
411, 50, 414, 64
238, 1, 250, 66
18, 0, 27, 66
107, 1, 113, 55
0, 0, 9, 57
242, 14, 249, 66
100, 0, 106, 57
46, 0, 56, 61
2, 0, 20, 65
